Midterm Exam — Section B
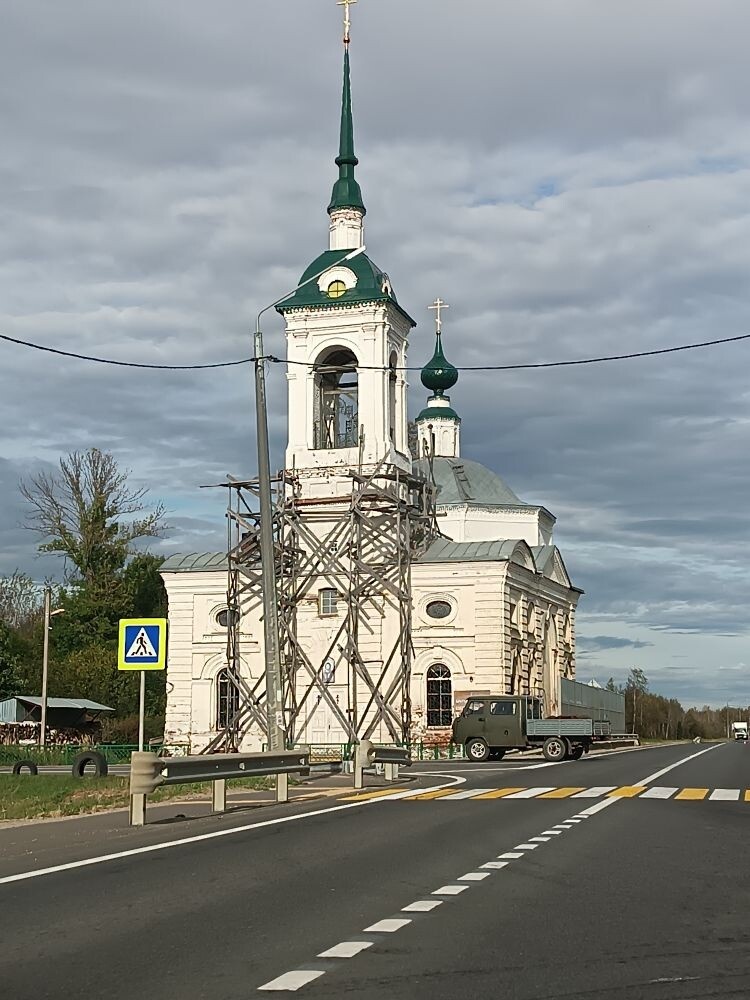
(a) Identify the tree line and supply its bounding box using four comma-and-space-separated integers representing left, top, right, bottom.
608, 668, 746, 741
0, 448, 168, 743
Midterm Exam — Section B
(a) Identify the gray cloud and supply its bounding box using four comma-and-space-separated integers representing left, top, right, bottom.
578, 636, 654, 653
3, 0, 750, 705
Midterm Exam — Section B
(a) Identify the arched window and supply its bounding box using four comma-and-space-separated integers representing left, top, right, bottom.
426, 664, 452, 727
314, 348, 358, 450
216, 668, 240, 731
388, 352, 398, 444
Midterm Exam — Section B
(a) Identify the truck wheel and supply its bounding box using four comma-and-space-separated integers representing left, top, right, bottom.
542, 737, 568, 762
569, 746, 584, 761
466, 739, 490, 762
489, 748, 506, 761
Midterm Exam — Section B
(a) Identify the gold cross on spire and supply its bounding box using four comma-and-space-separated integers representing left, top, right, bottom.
337, 0, 357, 45
428, 297, 450, 334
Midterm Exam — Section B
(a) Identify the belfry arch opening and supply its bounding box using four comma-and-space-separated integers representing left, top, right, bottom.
314, 347, 359, 450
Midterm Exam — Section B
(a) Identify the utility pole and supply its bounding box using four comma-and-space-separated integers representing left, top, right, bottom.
40, 587, 51, 747
254, 333, 284, 753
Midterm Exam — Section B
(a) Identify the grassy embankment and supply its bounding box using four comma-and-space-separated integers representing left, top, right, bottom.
0, 774, 274, 822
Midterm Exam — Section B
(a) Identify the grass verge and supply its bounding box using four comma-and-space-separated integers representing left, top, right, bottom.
0, 775, 275, 822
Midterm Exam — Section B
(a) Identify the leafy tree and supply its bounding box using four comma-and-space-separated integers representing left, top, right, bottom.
21, 448, 167, 584
0, 570, 45, 632
0, 621, 21, 699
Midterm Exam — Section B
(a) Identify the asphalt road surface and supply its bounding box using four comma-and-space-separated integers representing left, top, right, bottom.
1, 742, 748, 999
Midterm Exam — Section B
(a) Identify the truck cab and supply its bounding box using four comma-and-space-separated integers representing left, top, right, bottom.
452, 695, 543, 761
732, 722, 748, 741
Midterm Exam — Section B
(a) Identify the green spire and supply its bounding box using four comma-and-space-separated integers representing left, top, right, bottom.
328, 49, 366, 215
421, 331, 459, 397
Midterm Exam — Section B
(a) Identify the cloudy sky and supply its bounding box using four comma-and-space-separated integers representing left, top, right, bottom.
2, 0, 750, 707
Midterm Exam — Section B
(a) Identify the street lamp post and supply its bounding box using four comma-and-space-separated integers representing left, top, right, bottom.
253, 245, 366, 754
40, 587, 64, 748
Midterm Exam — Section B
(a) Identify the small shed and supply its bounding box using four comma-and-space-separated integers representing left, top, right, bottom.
0, 696, 114, 730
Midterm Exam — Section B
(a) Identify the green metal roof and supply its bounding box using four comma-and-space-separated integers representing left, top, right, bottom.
416, 538, 527, 564
328, 49, 365, 215
275, 249, 416, 326
161, 552, 227, 573
415, 400, 462, 422
413, 457, 524, 506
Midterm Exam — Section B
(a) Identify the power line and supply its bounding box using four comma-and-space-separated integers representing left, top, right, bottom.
0, 333, 253, 370
2, 329, 750, 373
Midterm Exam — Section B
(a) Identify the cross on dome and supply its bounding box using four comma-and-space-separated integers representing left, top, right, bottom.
337, 0, 357, 45
428, 297, 450, 334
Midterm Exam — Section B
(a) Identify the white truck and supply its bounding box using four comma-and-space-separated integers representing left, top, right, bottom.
731, 721, 748, 741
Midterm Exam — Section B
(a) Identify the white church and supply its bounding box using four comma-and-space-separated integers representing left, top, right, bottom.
160, 23, 582, 752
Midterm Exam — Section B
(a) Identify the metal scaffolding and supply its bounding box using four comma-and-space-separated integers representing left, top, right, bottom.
205, 462, 437, 753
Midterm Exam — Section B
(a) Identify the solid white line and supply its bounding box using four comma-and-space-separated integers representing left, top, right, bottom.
498, 852, 524, 859
402, 900, 442, 913
640, 787, 678, 799
432, 884, 469, 895
709, 788, 740, 801
363, 918, 411, 933
458, 871, 491, 881
480, 861, 509, 870
0, 776, 467, 887
572, 787, 616, 798
258, 970, 325, 991
318, 941, 372, 959
503, 787, 556, 799
514, 843, 539, 850
637, 743, 723, 785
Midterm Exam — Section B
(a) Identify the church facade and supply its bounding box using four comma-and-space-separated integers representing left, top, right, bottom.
160, 31, 582, 753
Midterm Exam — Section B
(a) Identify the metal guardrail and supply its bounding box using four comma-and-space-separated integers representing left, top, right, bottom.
128, 749, 311, 826
353, 741, 412, 789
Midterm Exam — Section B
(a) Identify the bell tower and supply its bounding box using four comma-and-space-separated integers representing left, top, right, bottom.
277, 7, 415, 495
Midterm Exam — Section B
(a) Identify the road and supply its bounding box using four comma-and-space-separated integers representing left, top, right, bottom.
1, 742, 749, 999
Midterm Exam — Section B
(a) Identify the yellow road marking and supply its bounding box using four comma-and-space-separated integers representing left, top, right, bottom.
674, 788, 709, 800
608, 786, 647, 798
339, 787, 407, 801
745, 790, 750, 802
537, 787, 587, 799
473, 787, 527, 800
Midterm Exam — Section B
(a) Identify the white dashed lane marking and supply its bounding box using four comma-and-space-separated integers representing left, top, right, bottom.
480, 862, 510, 870
317, 942, 373, 959
432, 884, 469, 895
514, 843, 539, 850
363, 918, 412, 933
498, 852, 524, 859
258, 970, 325, 992
402, 900, 443, 913
459, 872, 491, 881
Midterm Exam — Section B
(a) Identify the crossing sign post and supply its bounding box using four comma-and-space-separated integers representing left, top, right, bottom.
118, 618, 168, 751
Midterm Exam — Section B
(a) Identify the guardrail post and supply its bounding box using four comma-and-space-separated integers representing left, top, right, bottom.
276, 772, 289, 803
129, 793, 146, 827
212, 778, 227, 813
384, 762, 399, 782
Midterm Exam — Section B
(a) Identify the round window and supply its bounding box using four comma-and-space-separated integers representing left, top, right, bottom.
327, 280, 347, 299
426, 600, 452, 620
216, 608, 238, 628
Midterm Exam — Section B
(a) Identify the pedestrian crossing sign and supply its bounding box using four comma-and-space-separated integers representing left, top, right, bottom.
118, 618, 168, 671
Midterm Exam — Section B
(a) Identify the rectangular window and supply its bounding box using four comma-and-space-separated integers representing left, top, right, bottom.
490, 701, 516, 716
462, 700, 486, 717
319, 588, 338, 616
